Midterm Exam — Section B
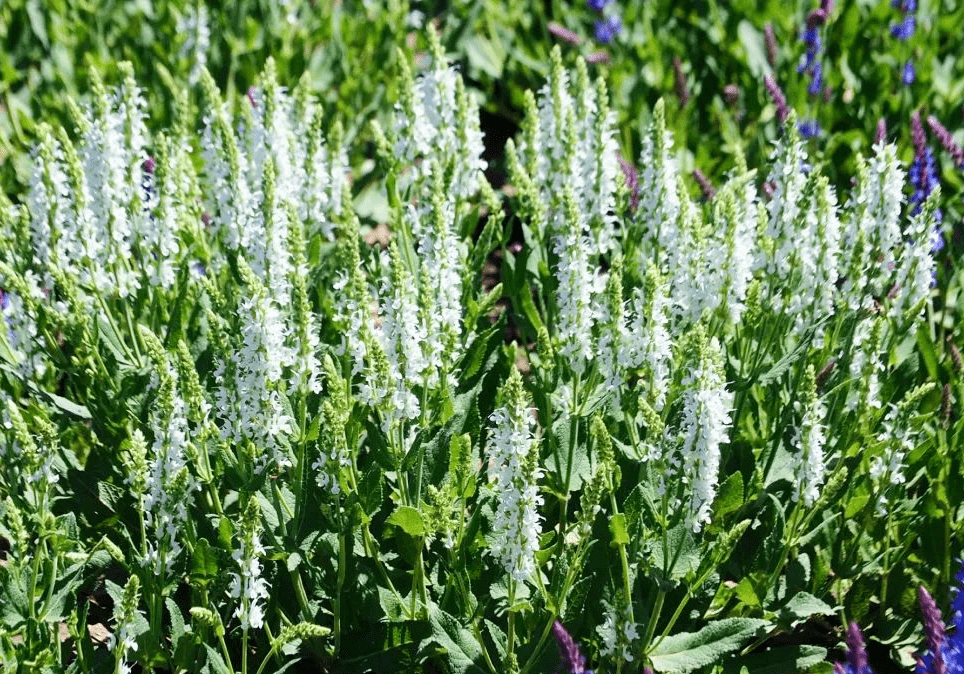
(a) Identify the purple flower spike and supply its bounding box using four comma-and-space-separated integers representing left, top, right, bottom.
587, 0, 611, 10
951, 558, 964, 631
552, 621, 588, 674
585, 51, 611, 65
807, 8, 828, 27
548, 22, 583, 46
765, 75, 789, 125
674, 57, 689, 107
918, 586, 948, 674
764, 23, 779, 67
693, 168, 715, 200
891, 14, 916, 40
875, 118, 887, 145
903, 60, 917, 85
848, 622, 870, 674
799, 119, 821, 138
593, 15, 622, 44
912, 110, 928, 156
723, 83, 739, 106
926, 115, 964, 167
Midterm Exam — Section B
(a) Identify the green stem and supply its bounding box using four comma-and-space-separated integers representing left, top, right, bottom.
335, 529, 346, 656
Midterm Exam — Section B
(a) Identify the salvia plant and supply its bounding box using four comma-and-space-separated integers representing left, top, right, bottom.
0, 22, 960, 674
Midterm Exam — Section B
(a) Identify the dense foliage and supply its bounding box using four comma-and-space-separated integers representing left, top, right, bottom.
0, 2, 962, 674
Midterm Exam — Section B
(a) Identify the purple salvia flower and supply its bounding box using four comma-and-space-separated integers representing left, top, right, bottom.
674, 57, 689, 107
891, 14, 916, 40
875, 118, 887, 145
838, 621, 875, 674
548, 22, 583, 46
587, 0, 611, 10
807, 8, 827, 27
918, 586, 948, 674
765, 75, 789, 125
723, 83, 739, 106
904, 60, 917, 85
799, 119, 821, 138
552, 621, 589, 674
926, 115, 964, 167
952, 558, 964, 631
585, 51, 612, 65
692, 168, 715, 200
764, 23, 779, 67
909, 110, 943, 223
912, 110, 928, 155
594, 15, 622, 43
618, 153, 640, 212
808, 62, 824, 95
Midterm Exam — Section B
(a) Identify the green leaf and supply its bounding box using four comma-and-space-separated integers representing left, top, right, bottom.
779, 591, 835, 623
167, 597, 186, 645
386, 505, 425, 538
723, 644, 828, 674
191, 538, 219, 586
734, 578, 761, 609
96, 314, 135, 369
421, 608, 487, 674
609, 513, 629, 546
463, 35, 505, 79
736, 21, 767, 78
203, 644, 234, 674
712, 471, 744, 521
649, 618, 768, 673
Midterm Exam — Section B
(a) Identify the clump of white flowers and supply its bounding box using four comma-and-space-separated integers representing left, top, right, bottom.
791, 365, 827, 507
212, 261, 297, 473
107, 575, 143, 674
138, 328, 196, 577
597, 603, 640, 663
229, 497, 270, 630
487, 367, 543, 582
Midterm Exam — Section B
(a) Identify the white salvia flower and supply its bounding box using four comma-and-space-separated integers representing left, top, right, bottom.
790, 367, 827, 507
887, 192, 938, 324
75, 69, 149, 299
393, 34, 486, 200
845, 318, 884, 413
594, 263, 628, 409
27, 134, 71, 292
840, 143, 905, 312
677, 336, 733, 533
553, 189, 600, 376
140, 357, 195, 577
666, 181, 729, 326
516, 53, 620, 254
369, 245, 429, 437
635, 99, 681, 270
107, 575, 142, 674
786, 176, 841, 346
178, 2, 210, 85
404, 191, 466, 382
200, 104, 257, 260
764, 125, 841, 344
869, 404, 914, 501
487, 370, 543, 582
214, 281, 297, 472
597, 606, 639, 663
715, 167, 759, 323
229, 500, 270, 630
624, 268, 673, 410
0, 271, 50, 380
